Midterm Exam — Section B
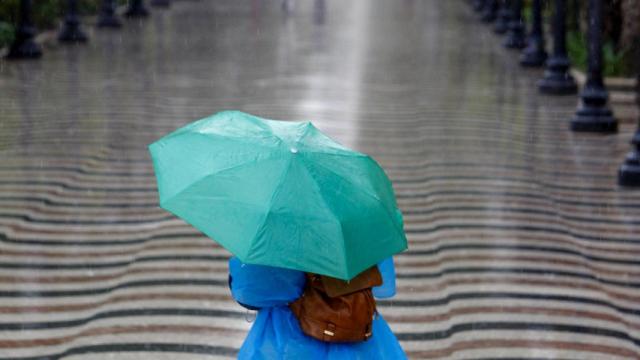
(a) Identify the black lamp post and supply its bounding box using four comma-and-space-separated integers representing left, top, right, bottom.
493, 0, 511, 34
125, 0, 150, 17
570, 0, 617, 132
97, 0, 122, 28
59, 0, 88, 43
618, 76, 640, 186
568, 0, 580, 32
537, 0, 577, 95
151, 0, 170, 8
7, 0, 42, 59
520, 0, 547, 66
480, 0, 499, 23
473, 0, 486, 12
618, 7, 640, 186
503, 0, 526, 49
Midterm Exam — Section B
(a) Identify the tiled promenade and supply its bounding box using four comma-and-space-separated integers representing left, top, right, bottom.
1, 0, 640, 359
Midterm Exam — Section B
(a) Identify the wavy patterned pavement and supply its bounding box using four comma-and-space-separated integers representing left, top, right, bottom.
1, 0, 639, 359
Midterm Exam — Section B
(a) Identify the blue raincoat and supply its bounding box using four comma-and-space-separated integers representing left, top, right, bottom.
229, 257, 407, 359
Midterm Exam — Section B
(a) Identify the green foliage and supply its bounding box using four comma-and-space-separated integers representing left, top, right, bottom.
0, 21, 14, 48
521, 0, 634, 77
567, 31, 588, 72
0, 0, 20, 27
0, 0, 110, 48
602, 41, 629, 77
33, 0, 64, 29
567, 30, 631, 77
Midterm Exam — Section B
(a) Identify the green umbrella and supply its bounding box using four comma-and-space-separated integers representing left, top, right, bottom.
149, 111, 407, 280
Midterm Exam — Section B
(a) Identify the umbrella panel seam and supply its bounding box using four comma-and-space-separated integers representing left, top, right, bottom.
298, 158, 404, 279
300, 156, 405, 242
296, 159, 347, 279
159, 154, 285, 207
245, 156, 295, 264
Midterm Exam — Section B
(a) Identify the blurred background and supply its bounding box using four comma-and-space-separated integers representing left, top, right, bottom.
0, 0, 639, 359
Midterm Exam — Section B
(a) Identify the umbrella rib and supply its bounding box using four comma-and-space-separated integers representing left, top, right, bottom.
297, 125, 366, 158
299, 162, 347, 278
191, 131, 280, 151
161, 154, 282, 207
303, 158, 405, 240
246, 156, 295, 262
303, 141, 367, 157
296, 122, 313, 143
303, 147, 366, 158
164, 111, 274, 145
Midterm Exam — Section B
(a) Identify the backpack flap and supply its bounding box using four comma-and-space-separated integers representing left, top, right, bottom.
321, 266, 383, 298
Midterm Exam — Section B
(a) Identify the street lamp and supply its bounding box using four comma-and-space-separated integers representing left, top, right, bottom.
503, 0, 526, 49
125, 0, 150, 17
98, 0, 122, 28
151, 0, 171, 8
537, 0, 577, 95
520, 0, 547, 67
58, 0, 89, 43
570, 0, 617, 132
493, 0, 511, 34
6, 0, 42, 59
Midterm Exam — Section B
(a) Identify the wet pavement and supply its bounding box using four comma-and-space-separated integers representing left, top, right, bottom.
1, 0, 640, 359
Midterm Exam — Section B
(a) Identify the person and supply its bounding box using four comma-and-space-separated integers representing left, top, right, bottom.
228, 257, 407, 359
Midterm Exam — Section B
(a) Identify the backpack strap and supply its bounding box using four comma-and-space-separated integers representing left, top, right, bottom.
364, 322, 372, 340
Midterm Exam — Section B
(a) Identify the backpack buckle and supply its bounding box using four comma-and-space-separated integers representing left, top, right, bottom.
324, 323, 336, 337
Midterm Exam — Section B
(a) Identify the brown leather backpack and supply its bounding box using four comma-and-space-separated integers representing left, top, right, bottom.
289, 266, 383, 343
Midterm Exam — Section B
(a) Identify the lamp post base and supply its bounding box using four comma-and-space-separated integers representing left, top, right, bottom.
97, 14, 122, 27
480, 0, 498, 22
570, 86, 618, 132
125, 1, 150, 18
473, 0, 485, 12
520, 40, 547, 67
493, 10, 510, 34
537, 76, 578, 95
570, 112, 618, 132
151, 0, 170, 7
537, 56, 578, 95
58, 20, 88, 43
503, 28, 527, 49
619, 151, 640, 187
6, 38, 42, 59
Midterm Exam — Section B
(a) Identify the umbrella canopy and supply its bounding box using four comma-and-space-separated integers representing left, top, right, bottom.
149, 111, 407, 280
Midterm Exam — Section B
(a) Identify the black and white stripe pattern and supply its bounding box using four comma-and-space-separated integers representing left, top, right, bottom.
1, 0, 639, 359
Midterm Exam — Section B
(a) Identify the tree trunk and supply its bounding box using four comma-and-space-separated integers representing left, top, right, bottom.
602, 0, 622, 48
621, 0, 640, 52
620, 0, 640, 75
